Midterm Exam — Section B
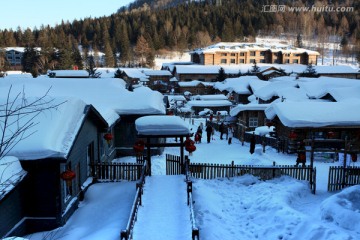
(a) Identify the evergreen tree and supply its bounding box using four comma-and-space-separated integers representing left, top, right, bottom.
216, 67, 227, 82
103, 41, 115, 67
22, 46, 38, 76
296, 34, 303, 48
134, 35, 151, 67
72, 47, 84, 69
299, 62, 319, 78
85, 55, 101, 78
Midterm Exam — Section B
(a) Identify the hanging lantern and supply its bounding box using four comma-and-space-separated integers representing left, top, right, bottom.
60, 169, 76, 186
351, 153, 357, 162
185, 144, 196, 156
266, 121, 273, 128
327, 131, 335, 139
133, 140, 145, 153
185, 137, 196, 155
104, 133, 113, 145
288, 131, 298, 140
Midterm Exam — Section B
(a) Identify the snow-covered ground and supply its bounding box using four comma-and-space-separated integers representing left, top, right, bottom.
23, 117, 360, 240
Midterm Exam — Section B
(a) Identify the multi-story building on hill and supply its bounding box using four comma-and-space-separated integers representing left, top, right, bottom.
190, 42, 320, 66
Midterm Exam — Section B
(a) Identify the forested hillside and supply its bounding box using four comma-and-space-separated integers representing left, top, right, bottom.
0, 0, 359, 72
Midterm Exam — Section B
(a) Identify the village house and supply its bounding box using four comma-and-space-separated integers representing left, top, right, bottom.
265, 101, 360, 155
0, 98, 110, 237
177, 80, 215, 95
0, 76, 166, 238
184, 94, 233, 115
190, 42, 319, 66
141, 69, 173, 93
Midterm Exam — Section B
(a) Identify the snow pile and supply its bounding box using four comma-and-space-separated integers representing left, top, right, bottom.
320, 185, 360, 231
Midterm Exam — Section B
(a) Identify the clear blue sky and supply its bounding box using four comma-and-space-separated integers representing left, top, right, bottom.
0, 0, 134, 30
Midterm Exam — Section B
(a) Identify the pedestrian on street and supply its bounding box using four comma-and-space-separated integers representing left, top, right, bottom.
206, 124, 213, 143
227, 125, 234, 144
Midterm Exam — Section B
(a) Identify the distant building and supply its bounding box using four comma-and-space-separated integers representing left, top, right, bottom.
190, 42, 320, 66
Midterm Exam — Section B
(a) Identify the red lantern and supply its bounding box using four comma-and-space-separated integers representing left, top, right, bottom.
60, 169, 76, 186
351, 153, 357, 162
133, 140, 145, 153
186, 144, 196, 153
104, 133, 113, 144
289, 131, 297, 140
327, 131, 335, 139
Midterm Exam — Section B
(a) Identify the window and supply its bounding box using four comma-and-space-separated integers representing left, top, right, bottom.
260, 51, 265, 56
285, 59, 290, 63
230, 59, 236, 64
240, 52, 245, 56
221, 59, 227, 64
250, 51, 256, 56
239, 59, 245, 63
249, 117, 258, 127
249, 59, 256, 63
293, 59, 299, 64
221, 53, 227, 56
230, 53, 236, 56
62, 162, 73, 203
260, 59, 265, 63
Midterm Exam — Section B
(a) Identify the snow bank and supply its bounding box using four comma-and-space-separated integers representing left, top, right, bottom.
320, 185, 360, 231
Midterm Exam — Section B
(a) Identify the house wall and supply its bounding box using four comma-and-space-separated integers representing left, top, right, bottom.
177, 73, 217, 82
0, 176, 27, 238
8, 117, 108, 236
178, 86, 215, 95
114, 115, 165, 157
19, 159, 60, 235
192, 49, 318, 65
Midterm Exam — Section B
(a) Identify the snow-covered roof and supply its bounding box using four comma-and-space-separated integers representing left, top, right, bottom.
0, 77, 165, 126
214, 76, 262, 94
254, 81, 304, 101
48, 70, 89, 78
186, 100, 233, 107
0, 156, 27, 199
3, 97, 95, 160
178, 80, 215, 87
142, 69, 172, 76
191, 94, 228, 101
230, 104, 270, 116
135, 116, 191, 136
167, 95, 187, 102
265, 101, 360, 128
298, 77, 360, 100
191, 42, 320, 56
120, 68, 149, 79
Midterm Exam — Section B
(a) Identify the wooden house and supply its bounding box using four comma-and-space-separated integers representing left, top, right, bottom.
265, 101, 360, 154
1, 100, 110, 237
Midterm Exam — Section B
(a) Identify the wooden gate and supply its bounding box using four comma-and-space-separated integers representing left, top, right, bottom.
166, 154, 182, 175
328, 166, 360, 191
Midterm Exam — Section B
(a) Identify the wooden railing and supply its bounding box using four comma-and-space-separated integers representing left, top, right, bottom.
328, 166, 360, 192
91, 162, 143, 181
120, 162, 147, 240
188, 161, 316, 194
166, 154, 182, 175
185, 157, 200, 240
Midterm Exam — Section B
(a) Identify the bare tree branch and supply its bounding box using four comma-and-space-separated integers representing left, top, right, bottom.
0, 85, 66, 159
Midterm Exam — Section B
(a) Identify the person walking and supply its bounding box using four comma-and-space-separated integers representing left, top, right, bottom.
296, 141, 306, 167
250, 132, 256, 154
227, 125, 234, 144
206, 124, 212, 143
219, 122, 225, 140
